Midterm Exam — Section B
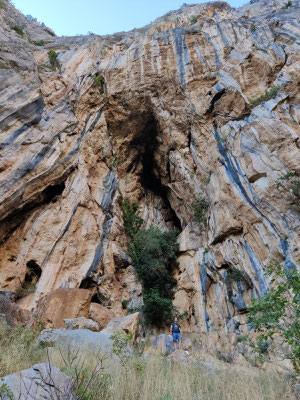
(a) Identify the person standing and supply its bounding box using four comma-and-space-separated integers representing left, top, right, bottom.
170, 316, 182, 350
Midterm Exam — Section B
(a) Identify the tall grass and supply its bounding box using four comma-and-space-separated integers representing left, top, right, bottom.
49, 351, 294, 400
0, 322, 295, 400
0, 321, 45, 376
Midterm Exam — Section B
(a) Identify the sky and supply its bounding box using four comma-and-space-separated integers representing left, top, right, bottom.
12, 0, 248, 37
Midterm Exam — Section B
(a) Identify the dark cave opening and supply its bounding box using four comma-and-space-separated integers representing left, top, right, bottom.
79, 277, 95, 289
91, 292, 101, 304
16, 260, 42, 299
25, 260, 42, 282
129, 115, 181, 230
42, 182, 66, 204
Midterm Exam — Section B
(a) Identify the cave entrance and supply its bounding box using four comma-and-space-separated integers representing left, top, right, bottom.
16, 260, 42, 299
128, 114, 181, 230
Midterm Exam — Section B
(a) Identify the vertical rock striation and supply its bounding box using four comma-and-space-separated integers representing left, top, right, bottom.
0, 0, 299, 333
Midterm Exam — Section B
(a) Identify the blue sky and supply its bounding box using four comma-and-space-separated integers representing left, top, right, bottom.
13, 0, 248, 36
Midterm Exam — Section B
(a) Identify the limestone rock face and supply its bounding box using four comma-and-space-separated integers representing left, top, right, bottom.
64, 317, 99, 331
101, 312, 140, 340
0, 0, 299, 334
36, 289, 91, 328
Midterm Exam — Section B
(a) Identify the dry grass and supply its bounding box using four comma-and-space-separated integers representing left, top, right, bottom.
49, 350, 295, 400
0, 321, 45, 376
0, 323, 295, 400
104, 357, 294, 400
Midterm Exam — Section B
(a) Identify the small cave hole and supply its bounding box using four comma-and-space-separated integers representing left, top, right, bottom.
16, 260, 41, 299
91, 293, 101, 304
79, 277, 95, 289
42, 182, 66, 204
25, 260, 42, 282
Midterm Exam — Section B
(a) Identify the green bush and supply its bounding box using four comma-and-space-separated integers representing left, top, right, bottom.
0, 61, 6, 69
250, 23, 256, 33
226, 268, 245, 282
12, 25, 24, 36
192, 195, 209, 231
250, 85, 280, 106
282, 1, 292, 8
189, 15, 198, 24
47, 49, 59, 71
276, 170, 300, 207
119, 198, 143, 239
247, 263, 300, 371
32, 40, 44, 46
94, 75, 105, 94
128, 227, 179, 326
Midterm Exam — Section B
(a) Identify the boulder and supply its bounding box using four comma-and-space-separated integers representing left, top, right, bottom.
64, 317, 99, 331
89, 303, 114, 330
0, 290, 16, 302
167, 349, 189, 363
36, 288, 92, 328
0, 294, 33, 327
101, 312, 139, 340
1, 362, 73, 400
152, 334, 175, 356
182, 338, 193, 350
37, 329, 113, 354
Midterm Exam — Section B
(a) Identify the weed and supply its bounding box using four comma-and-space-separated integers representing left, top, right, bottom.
282, 1, 292, 8
94, 74, 105, 94
48, 49, 60, 71
250, 23, 256, 33
250, 85, 280, 106
110, 331, 132, 367
226, 268, 245, 282
0, 379, 12, 398
192, 195, 209, 231
0, 61, 6, 68
12, 25, 24, 36
189, 15, 198, 24
32, 40, 44, 46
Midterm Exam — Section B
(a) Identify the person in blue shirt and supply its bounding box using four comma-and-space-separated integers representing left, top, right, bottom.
170, 316, 182, 350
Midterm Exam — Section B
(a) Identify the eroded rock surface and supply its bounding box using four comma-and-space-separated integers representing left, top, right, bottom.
1, 363, 72, 400
0, 0, 299, 334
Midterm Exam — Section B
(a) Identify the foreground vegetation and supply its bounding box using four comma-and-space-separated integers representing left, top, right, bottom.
0, 321, 45, 376
119, 197, 179, 327
0, 321, 296, 400
248, 263, 300, 372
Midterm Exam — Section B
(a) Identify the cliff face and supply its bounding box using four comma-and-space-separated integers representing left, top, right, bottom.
0, 0, 299, 333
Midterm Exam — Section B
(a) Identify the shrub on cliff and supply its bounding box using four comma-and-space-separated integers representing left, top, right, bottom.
12, 25, 24, 36
250, 85, 280, 106
94, 75, 105, 94
128, 227, 179, 326
192, 195, 209, 231
118, 198, 143, 239
247, 263, 300, 371
48, 49, 60, 71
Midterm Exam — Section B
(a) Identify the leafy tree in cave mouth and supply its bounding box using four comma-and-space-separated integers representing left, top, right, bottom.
119, 198, 179, 326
